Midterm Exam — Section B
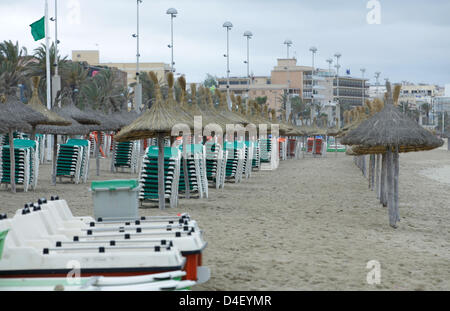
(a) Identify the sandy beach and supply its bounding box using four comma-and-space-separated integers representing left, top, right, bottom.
0, 147, 449, 291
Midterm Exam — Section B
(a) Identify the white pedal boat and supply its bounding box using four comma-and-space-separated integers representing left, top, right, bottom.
0, 213, 185, 279
34, 197, 208, 280
0, 270, 195, 291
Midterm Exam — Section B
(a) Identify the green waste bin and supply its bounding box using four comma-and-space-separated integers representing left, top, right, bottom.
90, 179, 140, 221
0, 230, 8, 260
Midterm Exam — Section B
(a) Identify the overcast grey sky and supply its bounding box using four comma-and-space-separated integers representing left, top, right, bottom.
1, 0, 449, 85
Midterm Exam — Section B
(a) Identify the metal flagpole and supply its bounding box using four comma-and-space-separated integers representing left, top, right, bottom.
45, 0, 52, 161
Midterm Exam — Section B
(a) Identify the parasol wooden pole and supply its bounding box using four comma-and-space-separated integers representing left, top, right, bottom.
393, 145, 400, 223
157, 133, 165, 210
52, 134, 57, 185
368, 155, 372, 189
182, 135, 190, 199
30, 126, 37, 141
386, 147, 396, 228
110, 136, 116, 173
380, 153, 387, 207
376, 154, 381, 199
370, 154, 375, 191
95, 132, 100, 177
8, 129, 16, 193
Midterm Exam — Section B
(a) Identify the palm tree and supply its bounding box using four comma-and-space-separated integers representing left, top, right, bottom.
0, 40, 32, 96
28, 43, 68, 102
79, 69, 123, 112
421, 103, 431, 125
59, 61, 89, 106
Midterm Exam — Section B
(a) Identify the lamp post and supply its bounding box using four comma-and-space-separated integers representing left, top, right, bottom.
50, 0, 61, 108
334, 53, 341, 128
243, 31, 252, 101
360, 68, 366, 105
326, 58, 333, 74
243, 31, 252, 79
374, 71, 381, 98
310, 47, 318, 119
223, 21, 233, 110
284, 39, 292, 58
166, 8, 177, 73
132, 0, 143, 112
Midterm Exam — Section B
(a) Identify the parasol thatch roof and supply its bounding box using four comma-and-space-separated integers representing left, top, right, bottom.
341, 82, 444, 154
0, 94, 46, 131
27, 77, 71, 126
36, 116, 90, 135
215, 90, 250, 126
114, 73, 194, 142
35, 102, 100, 135
57, 100, 101, 125
192, 85, 227, 131
83, 109, 122, 132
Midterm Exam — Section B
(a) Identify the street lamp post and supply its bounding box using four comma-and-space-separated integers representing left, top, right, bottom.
284, 39, 292, 58
133, 0, 143, 112
360, 68, 366, 105
310, 47, 318, 120
223, 21, 233, 110
243, 31, 252, 101
326, 58, 333, 74
374, 72, 381, 98
283, 40, 293, 120
334, 53, 342, 128
166, 8, 177, 73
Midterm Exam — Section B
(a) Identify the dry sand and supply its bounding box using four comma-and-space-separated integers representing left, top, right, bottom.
0, 148, 449, 291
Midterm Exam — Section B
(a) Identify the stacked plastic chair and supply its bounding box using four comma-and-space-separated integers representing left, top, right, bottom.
178, 144, 208, 199
243, 141, 255, 179
113, 141, 140, 173
56, 139, 90, 184
224, 141, 245, 183
204, 141, 226, 189
0, 139, 39, 192
35, 134, 45, 164
278, 138, 287, 161
138, 146, 181, 208
259, 138, 272, 163
251, 140, 260, 171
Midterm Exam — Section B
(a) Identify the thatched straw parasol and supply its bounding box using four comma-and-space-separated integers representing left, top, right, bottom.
342, 82, 444, 228
27, 77, 71, 140
115, 72, 194, 209
194, 85, 228, 133
35, 101, 99, 184
215, 90, 250, 128
0, 94, 40, 193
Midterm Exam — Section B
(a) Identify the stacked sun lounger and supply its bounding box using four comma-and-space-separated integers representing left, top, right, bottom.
113, 141, 140, 173
0, 139, 39, 192
251, 140, 260, 170
0, 196, 209, 287
138, 146, 181, 208
243, 141, 255, 179
178, 144, 208, 199
259, 138, 271, 163
224, 141, 245, 183
204, 142, 226, 189
279, 138, 287, 161
56, 139, 90, 184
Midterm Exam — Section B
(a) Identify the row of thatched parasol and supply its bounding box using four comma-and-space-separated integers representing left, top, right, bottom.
0, 76, 137, 192
341, 82, 443, 228
115, 71, 322, 209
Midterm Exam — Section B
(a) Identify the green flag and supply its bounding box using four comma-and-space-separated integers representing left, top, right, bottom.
30, 16, 45, 41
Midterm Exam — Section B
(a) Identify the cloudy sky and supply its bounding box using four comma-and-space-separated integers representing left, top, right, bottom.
1, 0, 449, 86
